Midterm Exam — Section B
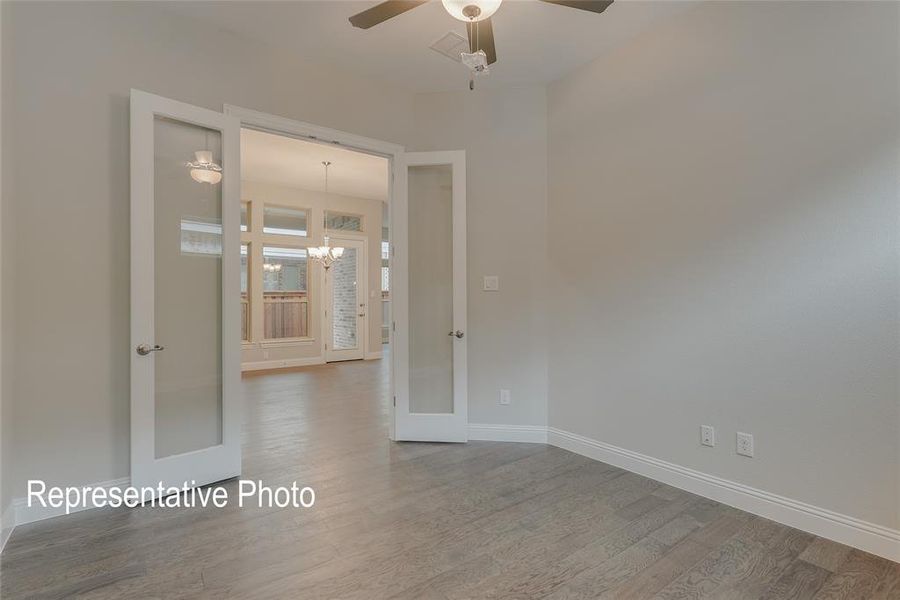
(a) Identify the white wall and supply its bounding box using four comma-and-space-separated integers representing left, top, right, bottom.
2, 1, 414, 499
547, 1, 899, 529
412, 87, 549, 427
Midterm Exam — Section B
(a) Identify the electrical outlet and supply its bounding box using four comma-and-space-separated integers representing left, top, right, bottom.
736, 432, 754, 457
499, 389, 511, 405
700, 425, 715, 447
483, 275, 499, 292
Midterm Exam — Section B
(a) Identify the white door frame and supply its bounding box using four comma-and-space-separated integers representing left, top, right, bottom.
223, 105, 406, 439
324, 237, 367, 362
130, 90, 242, 491
393, 151, 468, 442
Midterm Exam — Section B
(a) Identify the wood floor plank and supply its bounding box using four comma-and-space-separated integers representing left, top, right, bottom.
761, 559, 831, 600
1, 352, 896, 599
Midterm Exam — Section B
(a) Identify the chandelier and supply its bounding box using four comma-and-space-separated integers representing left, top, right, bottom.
307, 161, 344, 271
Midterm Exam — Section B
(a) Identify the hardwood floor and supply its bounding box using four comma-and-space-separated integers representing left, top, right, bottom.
2, 353, 897, 599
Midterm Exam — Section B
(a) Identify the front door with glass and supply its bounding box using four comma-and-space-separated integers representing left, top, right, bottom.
325, 238, 366, 362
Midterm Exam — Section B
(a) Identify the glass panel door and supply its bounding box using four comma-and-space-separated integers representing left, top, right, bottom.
326, 239, 365, 362
394, 151, 467, 442
131, 90, 241, 492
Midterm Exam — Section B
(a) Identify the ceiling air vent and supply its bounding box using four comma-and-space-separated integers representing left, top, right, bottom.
429, 31, 469, 63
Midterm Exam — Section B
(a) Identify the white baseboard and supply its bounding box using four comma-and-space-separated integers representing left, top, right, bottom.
13, 476, 131, 527
241, 357, 325, 372
364, 351, 383, 360
468, 423, 548, 444
0, 501, 14, 553
547, 427, 900, 563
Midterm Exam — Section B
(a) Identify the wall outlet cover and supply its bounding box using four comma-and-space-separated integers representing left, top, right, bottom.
483, 275, 499, 292
736, 432, 754, 457
499, 389, 511, 405
700, 425, 715, 447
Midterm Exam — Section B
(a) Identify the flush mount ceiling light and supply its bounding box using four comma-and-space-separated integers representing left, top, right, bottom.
307, 161, 345, 271
186, 150, 223, 185
441, 0, 502, 22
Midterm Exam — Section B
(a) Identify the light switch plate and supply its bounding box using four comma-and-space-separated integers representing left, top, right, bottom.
499, 389, 511, 405
483, 275, 499, 291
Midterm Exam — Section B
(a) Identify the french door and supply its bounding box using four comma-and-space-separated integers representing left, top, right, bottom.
393, 151, 468, 442
130, 90, 242, 492
325, 238, 367, 362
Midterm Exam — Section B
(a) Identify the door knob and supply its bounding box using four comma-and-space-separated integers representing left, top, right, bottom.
448, 330, 464, 339
136, 344, 165, 356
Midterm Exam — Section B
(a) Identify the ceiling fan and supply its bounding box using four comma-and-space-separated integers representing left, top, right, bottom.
349, 0, 613, 85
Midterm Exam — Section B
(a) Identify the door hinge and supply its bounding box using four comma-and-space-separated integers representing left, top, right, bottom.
391, 244, 395, 257
392, 321, 396, 332
325, 343, 328, 350
393, 395, 396, 406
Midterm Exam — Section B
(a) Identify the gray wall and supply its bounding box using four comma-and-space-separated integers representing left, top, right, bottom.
413, 87, 549, 427
547, 1, 899, 528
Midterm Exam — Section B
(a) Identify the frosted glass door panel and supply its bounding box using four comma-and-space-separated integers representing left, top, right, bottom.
153, 116, 223, 459
332, 247, 359, 351
408, 164, 454, 414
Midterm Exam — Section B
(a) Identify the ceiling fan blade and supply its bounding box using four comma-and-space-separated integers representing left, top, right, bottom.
538, 0, 614, 14
466, 17, 497, 65
348, 0, 429, 29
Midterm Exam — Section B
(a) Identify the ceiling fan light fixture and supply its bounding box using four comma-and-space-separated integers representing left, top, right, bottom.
441, 0, 502, 22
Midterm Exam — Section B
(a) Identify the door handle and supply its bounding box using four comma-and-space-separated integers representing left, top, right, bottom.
358, 313, 366, 317
136, 344, 165, 356
448, 330, 464, 339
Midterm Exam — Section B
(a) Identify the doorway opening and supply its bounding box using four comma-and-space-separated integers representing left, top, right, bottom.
237, 128, 390, 372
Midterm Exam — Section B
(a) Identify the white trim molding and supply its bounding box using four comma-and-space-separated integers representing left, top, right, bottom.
242, 357, 325, 372
468, 423, 548, 444
1, 502, 14, 553
547, 427, 900, 563
364, 351, 383, 361
12, 476, 132, 528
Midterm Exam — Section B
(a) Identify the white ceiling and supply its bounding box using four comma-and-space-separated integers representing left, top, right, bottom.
163, 0, 693, 93
241, 129, 389, 201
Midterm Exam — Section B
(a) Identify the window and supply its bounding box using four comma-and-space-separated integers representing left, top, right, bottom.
263, 246, 309, 339
325, 211, 362, 232
180, 217, 222, 256
263, 205, 308, 237
240, 202, 249, 232
240, 244, 249, 341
